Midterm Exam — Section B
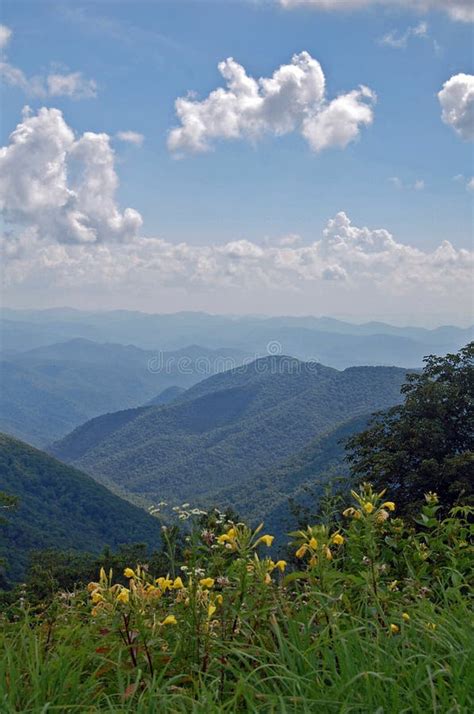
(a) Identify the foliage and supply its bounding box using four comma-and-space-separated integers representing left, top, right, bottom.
0, 484, 472, 712
52, 358, 408, 509
0, 434, 162, 582
346, 343, 474, 515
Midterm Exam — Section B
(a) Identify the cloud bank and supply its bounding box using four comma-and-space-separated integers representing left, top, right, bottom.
438, 73, 474, 141
1, 108, 471, 319
168, 52, 376, 155
279, 1, 474, 23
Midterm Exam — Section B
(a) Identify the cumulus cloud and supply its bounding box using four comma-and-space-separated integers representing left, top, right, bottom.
0, 107, 142, 246
116, 131, 145, 146
438, 74, 474, 141
0, 25, 97, 99
279, 1, 474, 23
168, 52, 375, 155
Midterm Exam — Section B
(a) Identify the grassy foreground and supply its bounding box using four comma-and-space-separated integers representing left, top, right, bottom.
1, 485, 473, 713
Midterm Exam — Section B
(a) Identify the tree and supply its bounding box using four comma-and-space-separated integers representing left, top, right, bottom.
346, 343, 473, 515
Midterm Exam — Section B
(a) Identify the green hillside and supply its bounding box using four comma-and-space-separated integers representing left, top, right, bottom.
212, 413, 371, 534
0, 434, 162, 581
0, 340, 247, 446
51, 357, 408, 507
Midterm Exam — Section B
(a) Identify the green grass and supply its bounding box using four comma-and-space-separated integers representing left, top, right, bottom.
1, 486, 472, 712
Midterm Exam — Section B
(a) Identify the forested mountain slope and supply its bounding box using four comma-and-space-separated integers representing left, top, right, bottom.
51, 357, 408, 506
0, 434, 162, 581
0, 340, 246, 446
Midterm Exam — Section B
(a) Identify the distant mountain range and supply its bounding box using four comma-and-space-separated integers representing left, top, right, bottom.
50, 356, 408, 511
0, 339, 247, 446
0, 434, 162, 581
2, 307, 471, 359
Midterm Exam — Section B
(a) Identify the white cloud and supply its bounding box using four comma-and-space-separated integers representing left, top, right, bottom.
0, 24, 12, 49
0, 107, 142, 246
2, 110, 471, 317
116, 131, 145, 146
467, 178, 474, 192
0, 25, 97, 99
47, 72, 97, 99
279, 1, 474, 23
389, 177, 425, 191
378, 21, 428, 49
438, 74, 474, 141
168, 52, 375, 155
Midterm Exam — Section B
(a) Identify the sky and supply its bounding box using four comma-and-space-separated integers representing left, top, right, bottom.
0, 0, 473, 325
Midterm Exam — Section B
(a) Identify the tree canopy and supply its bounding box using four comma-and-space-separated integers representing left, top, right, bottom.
346, 343, 473, 515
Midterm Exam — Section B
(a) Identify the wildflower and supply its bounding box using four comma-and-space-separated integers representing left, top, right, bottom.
200, 578, 215, 588
275, 560, 287, 572
388, 580, 398, 591
172, 577, 184, 589
87, 582, 100, 593
295, 544, 308, 559
425, 492, 439, 505
382, 502, 396, 511
342, 507, 361, 519
309, 537, 318, 550
402, 612, 410, 622
161, 615, 177, 626
376, 509, 389, 523
124, 568, 135, 579
116, 589, 129, 604
264, 572, 272, 585
389, 624, 400, 634
257, 535, 274, 548
215, 594, 223, 605
91, 591, 104, 604
426, 622, 437, 630
332, 533, 344, 546
208, 604, 217, 618
156, 577, 173, 592
363, 502, 375, 514
324, 546, 333, 561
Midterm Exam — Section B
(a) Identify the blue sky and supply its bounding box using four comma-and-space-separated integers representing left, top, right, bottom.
1, 1, 473, 324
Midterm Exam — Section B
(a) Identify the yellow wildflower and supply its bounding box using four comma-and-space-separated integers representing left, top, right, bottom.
172, 576, 184, 589
200, 577, 215, 588
161, 615, 177, 626
309, 537, 318, 550
124, 568, 135, 579
363, 502, 375, 514
402, 612, 410, 622
264, 572, 272, 585
257, 535, 274, 548
295, 544, 308, 559
390, 624, 400, 634
215, 594, 223, 605
275, 560, 287, 572
208, 604, 217, 618
382, 501, 396, 511
332, 533, 344, 546
156, 577, 173, 591
91, 591, 104, 604
324, 546, 333, 561
116, 589, 129, 604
